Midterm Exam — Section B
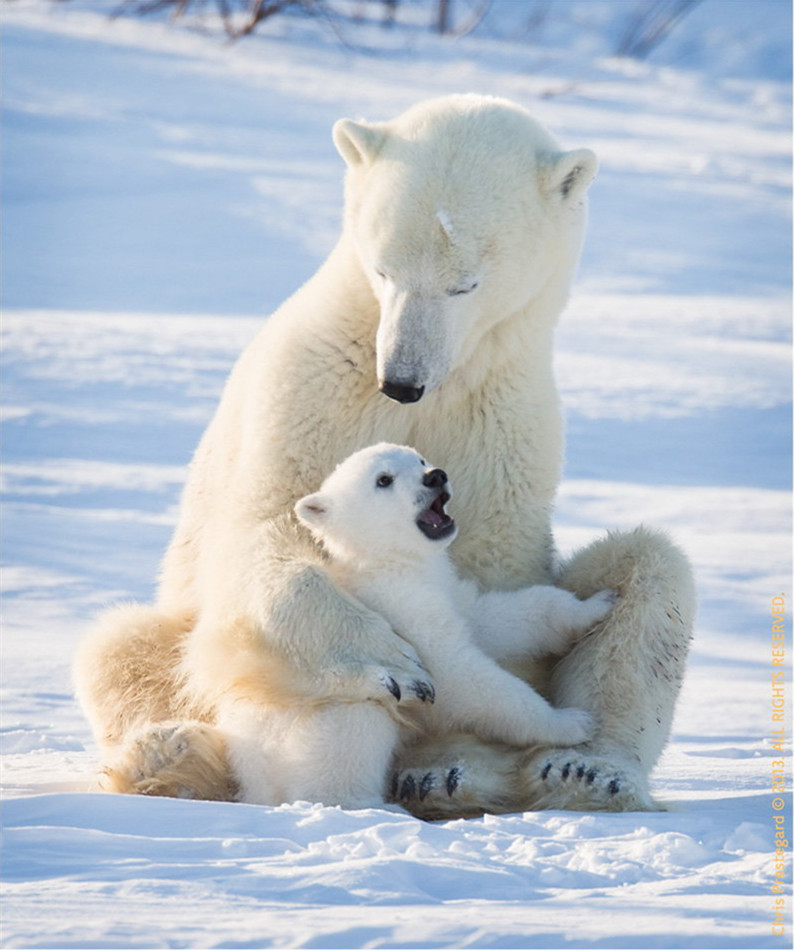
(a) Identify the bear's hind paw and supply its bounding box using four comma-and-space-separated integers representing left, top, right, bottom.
101, 719, 235, 802
523, 748, 659, 812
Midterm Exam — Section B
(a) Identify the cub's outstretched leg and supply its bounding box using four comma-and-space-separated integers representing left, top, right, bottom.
394, 527, 695, 817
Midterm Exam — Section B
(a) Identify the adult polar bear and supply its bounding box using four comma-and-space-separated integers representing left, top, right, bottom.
75, 94, 695, 817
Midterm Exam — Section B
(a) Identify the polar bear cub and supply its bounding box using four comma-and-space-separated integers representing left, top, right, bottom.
221, 444, 616, 809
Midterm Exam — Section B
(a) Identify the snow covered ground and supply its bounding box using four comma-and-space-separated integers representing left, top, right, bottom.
1, 0, 791, 947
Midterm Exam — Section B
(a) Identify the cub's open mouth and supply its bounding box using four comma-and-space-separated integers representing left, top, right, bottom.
416, 491, 456, 541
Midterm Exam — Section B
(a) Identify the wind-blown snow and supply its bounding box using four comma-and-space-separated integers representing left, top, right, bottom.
1, 0, 791, 948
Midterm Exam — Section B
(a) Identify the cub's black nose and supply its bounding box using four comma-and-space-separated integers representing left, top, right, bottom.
422, 468, 448, 488
379, 380, 425, 404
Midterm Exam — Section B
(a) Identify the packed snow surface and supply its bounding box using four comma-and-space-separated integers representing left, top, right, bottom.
1, 1, 791, 947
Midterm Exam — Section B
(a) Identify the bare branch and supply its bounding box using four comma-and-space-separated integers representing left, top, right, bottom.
617, 0, 702, 60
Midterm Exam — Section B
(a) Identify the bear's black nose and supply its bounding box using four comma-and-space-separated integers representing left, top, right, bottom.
379, 380, 425, 404
422, 468, 448, 488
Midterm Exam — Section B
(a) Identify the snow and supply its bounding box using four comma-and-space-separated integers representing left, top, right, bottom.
1, 0, 791, 947
0, 791, 780, 948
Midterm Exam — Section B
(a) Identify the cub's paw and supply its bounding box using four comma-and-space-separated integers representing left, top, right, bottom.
575, 588, 619, 632
588, 587, 620, 611
541, 707, 595, 746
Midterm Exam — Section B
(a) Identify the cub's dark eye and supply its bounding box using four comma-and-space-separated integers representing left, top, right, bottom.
376, 474, 394, 488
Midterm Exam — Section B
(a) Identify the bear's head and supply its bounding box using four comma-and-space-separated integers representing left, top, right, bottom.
295, 443, 457, 566
333, 94, 597, 404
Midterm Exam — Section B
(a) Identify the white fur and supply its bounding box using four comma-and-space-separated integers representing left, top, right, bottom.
74, 94, 695, 815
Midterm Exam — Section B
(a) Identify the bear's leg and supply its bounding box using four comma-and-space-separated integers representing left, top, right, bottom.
219, 699, 400, 809
520, 525, 695, 811
73, 603, 201, 747
395, 526, 695, 818
74, 603, 238, 801
284, 701, 401, 809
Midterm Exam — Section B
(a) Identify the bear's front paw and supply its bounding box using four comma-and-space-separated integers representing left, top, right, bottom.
334, 619, 437, 708
389, 762, 467, 818
335, 658, 436, 709
377, 667, 436, 706
392, 763, 461, 802
540, 707, 595, 746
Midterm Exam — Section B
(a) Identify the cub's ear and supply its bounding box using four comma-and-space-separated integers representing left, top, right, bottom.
295, 493, 330, 530
332, 118, 385, 167
544, 148, 598, 203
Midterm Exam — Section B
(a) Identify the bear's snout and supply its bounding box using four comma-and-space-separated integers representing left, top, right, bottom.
422, 468, 448, 489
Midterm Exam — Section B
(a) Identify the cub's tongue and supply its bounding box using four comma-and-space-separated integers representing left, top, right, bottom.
417, 492, 455, 540
420, 508, 446, 530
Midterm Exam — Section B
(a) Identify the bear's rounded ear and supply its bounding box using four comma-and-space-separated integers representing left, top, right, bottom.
295, 493, 330, 530
332, 118, 385, 167
545, 148, 598, 204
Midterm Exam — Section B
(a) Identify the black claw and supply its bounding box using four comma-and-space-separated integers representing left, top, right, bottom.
576, 765, 586, 780
608, 778, 621, 796
389, 772, 399, 800
561, 762, 572, 780
411, 680, 435, 703
385, 677, 401, 701
541, 762, 553, 781
400, 775, 416, 801
585, 768, 599, 785
446, 766, 461, 797
419, 772, 434, 801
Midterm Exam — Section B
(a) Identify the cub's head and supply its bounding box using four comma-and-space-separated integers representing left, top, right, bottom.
295, 443, 456, 565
